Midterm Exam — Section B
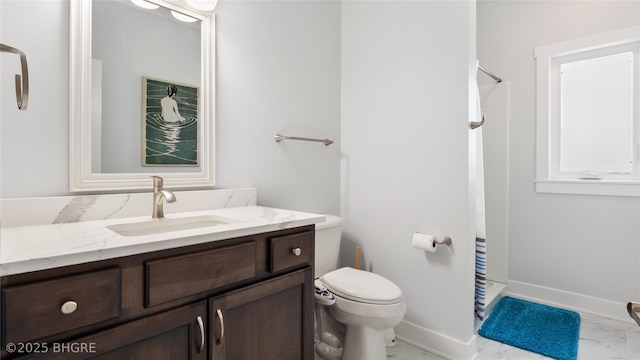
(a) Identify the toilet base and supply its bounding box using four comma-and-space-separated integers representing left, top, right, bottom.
342, 325, 387, 360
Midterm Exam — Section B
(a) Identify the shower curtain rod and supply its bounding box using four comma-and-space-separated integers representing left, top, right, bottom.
478, 64, 502, 83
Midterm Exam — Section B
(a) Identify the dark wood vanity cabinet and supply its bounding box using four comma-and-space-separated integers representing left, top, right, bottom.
23, 301, 208, 360
209, 268, 314, 360
0, 225, 315, 360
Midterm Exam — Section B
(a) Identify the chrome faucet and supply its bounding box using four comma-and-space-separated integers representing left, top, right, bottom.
151, 176, 176, 219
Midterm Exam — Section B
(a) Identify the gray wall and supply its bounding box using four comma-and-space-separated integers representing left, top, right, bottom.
1, 0, 70, 197
0, 0, 341, 217
214, 0, 341, 215
478, 0, 640, 319
341, 1, 477, 354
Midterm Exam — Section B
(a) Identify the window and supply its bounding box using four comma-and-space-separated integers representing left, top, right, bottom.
535, 26, 640, 197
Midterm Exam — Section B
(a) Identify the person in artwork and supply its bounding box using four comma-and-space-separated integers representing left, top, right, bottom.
160, 84, 185, 123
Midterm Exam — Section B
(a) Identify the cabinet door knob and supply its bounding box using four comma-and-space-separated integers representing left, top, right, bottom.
291, 247, 302, 256
196, 315, 205, 353
60, 301, 78, 315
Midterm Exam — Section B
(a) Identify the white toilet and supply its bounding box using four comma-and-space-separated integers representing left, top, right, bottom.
314, 215, 406, 360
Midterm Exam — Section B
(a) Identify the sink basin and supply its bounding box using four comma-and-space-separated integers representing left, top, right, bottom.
107, 215, 241, 237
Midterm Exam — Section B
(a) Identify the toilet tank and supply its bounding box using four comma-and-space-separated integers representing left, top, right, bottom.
314, 215, 343, 279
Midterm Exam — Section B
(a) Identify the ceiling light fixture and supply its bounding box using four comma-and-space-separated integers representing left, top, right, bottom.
186, 0, 218, 11
131, 0, 160, 10
171, 10, 198, 23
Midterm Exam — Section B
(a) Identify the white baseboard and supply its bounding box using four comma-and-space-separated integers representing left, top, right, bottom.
395, 281, 634, 360
485, 280, 507, 316
395, 320, 478, 360
507, 280, 633, 324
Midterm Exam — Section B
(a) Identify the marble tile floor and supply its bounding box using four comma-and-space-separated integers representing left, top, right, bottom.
314, 313, 640, 359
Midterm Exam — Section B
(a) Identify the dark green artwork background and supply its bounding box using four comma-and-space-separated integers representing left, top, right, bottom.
144, 78, 199, 166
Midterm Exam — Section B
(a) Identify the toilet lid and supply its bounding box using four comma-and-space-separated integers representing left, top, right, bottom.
321, 267, 403, 305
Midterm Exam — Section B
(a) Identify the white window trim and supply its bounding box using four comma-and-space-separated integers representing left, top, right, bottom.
535, 25, 640, 197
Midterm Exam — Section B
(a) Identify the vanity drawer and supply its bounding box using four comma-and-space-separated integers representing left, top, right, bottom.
2, 267, 121, 345
145, 241, 256, 307
270, 231, 314, 273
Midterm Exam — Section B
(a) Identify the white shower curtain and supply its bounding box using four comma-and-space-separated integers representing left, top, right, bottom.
474, 63, 487, 320
475, 127, 487, 320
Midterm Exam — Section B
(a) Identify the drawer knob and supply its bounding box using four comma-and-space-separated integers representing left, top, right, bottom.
291, 247, 302, 256
60, 301, 78, 315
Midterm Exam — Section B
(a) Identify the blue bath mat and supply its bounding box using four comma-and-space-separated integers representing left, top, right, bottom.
478, 296, 580, 360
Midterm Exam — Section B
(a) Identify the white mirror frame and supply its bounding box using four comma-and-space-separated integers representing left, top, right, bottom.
69, 0, 215, 192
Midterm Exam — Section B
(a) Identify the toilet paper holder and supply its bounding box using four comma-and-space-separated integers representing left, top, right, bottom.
411, 233, 453, 253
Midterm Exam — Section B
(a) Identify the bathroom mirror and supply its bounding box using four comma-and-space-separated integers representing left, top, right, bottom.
69, 0, 215, 192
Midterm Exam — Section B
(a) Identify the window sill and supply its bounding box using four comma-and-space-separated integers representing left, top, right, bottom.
535, 179, 640, 197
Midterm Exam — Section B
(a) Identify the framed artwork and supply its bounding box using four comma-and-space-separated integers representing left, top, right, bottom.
142, 77, 199, 166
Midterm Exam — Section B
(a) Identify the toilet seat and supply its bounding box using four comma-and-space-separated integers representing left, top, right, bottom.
321, 267, 403, 305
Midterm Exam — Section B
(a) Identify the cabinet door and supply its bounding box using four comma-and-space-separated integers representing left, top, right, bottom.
12, 301, 207, 360
209, 268, 314, 360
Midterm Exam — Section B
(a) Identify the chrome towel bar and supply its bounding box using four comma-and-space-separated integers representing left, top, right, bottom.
274, 134, 334, 146
0, 43, 29, 110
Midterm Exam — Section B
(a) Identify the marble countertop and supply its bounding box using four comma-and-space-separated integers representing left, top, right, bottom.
1, 206, 325, 276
